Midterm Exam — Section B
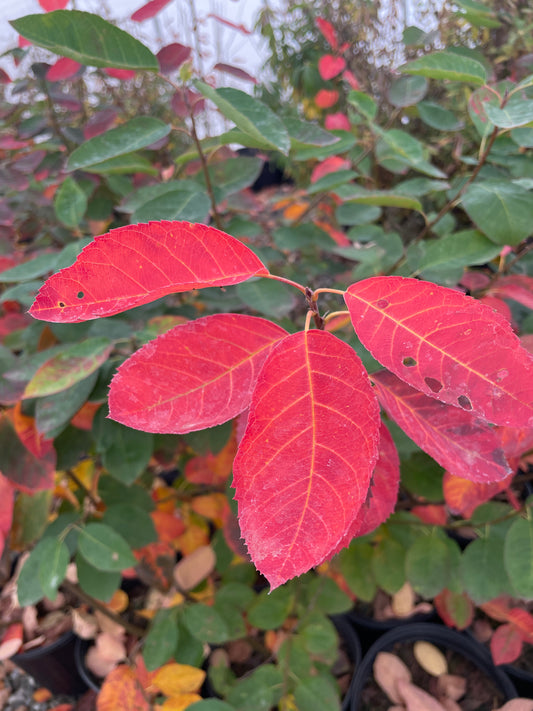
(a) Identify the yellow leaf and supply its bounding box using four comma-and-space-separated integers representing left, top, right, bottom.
153, 664, 206, 696
413, 641, 448, 676
160, 693, 203, 710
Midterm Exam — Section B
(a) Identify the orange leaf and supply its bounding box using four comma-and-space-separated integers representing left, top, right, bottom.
175, 519, 210, 555
411, 504, 447, 525
0, 623, 23, 660
97, 665, 150, 711
70, 401, 102, 430
153, 663, 206, 695
443, 471, 511, 518
507, 608, 533, 644
190, 493, 229, 526
184, 432, 237, 486
160, 694, 203, 710
151, 511, 185, 543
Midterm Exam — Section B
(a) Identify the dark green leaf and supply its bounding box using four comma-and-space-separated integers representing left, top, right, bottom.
400, 50, 486, 85
54, 177, 87, 228
406, 535, 460, 597
94, 409, 153, 485
11, 11, 158, 70
98, 476, 155, 512
237, 279, 296, 318
101, 504, 157, 549
37, 537, 69, 601
294, 675, 340, 711
284, 117, 340, 147
292, 131, 356, 161
504, 517, 533, 598
76, 551, 121, 601
17, 545, 46, 606
247, 586, 293, 630
347, 90, 377, 120
273, 224, 335, 250
307, 169, 357, 195
339, 542, 377, 602
83, 153, 158, 175
462, 535, 509, 602
371, 538, 406, 594
418, 101, 463, 131
78, 522, 136, 571
0, 254, 60, 283
182, 603, 230, 644
143, 607, 179, 671
388, 75, 428, 107
401, 452, 444, 501
132, 188, 210, 223
35, 371, 98, 437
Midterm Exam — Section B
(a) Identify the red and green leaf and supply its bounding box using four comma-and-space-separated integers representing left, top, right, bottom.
345, 276, 533, 427
29, 221, 268, 323
0, 410, 55, 492
109, 314, 287, 433
372, 370, 511, 483
490, 623, 523, 665
434, 589, 474, 630
233, 329, 380, 589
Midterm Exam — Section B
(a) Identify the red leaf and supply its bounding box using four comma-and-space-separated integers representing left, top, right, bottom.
327, 421, 400, 557
491, 623, 523, 665
103, 68, 136, 80
157, 43, 192, 74
434, 589, 474, 630
411, 504, 447, 525
0, 474, 14, 542
131, 0, 172, 22
0, 623, 23, 660
479, 296, 513, 324
315, 89, 339, 108
214, 63, 257, 83
0, 411, 55, 492
443, 471, 512, 517
481, 596, 511, 623
46, 57, 82, 82
184, 432, 237, 486
110, 314, 286, 433
507, 608, 533, 644
487, 275, 533, 311
96, 664, 150, 711
29, 221, 268, 323
310, 156, 350, 184
233, 330, 380, 589
372, 370, 511, 483
207, 14, 251, 34
318, 55, 346, 80
345, 276, 533, 427
315, 18, 338, 50
342, 69, 360, 90
171, 89, 206, 117
18, 35, 32, 48
38, 0, 69, 10
0, 69, 11, 84
325, 112, 351, 131
83, 109, 118, 140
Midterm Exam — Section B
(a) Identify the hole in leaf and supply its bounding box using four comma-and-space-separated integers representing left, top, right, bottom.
58, 302, 65, 308
376, 299, 389, 309
457, 395, 472, 411
402, 357, 417, 367
77, 291, 84, 299
424, 377, 443, 393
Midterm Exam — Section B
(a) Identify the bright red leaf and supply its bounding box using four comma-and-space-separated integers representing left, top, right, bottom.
507, 608, 533, 644
45, 58, 81, 82
491, 623, 523, 665
315, 89, 339, 108
214, 63, 257, 83
207, 14, 251, 34
0, 475, 14, 561
327, 421, 399, 558
103, 68, 136, 80
487, 274, 533, 311
131, 0, 172, 22
0, 623, 23, 660
157, 44, 192, 74
318, 55, 346, 80
233, 329, 380, 589
38, 0, 69, 10
184, 432, 237, 485
325, 112, 351, 131
315, 18, 338, 50
109, 314, 286, 433
310, 156, 350, 184
372, 370, 511, 483
29, 221, 268, 323
443, 471, 512, 518
342, 69, 360, 90
345, 276, 533, 427
434, 589, 474, 630
0, 69, 11, 84
479, 296, 513, 324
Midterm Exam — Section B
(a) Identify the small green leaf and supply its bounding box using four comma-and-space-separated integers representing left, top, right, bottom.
11, 11, 158, 70
24, 338, 112, 398
101, 504, 157, 549
38, 537, 69, 601
132, 188, 210, 224
336, 188, 423, 211
54, 177, 87, 228
339, 542, 377, 602
194, 81, 290, 155
292, 131, 356, 161
504, 517, 533, 598
143, 608, 179, 671
284, 117, 340, 147
462, 179, 533, 245
388, 75, 428, 107
462, 536, 509, 603
35, 371, 98, 437
307, 169, 357, 195
78, 522, 136, 572
401, 453, 444, 501
294, 675, 340, 711
348, 90, 377, 120
11, 490, 52, 550
418, 101, 463, 131
485, 101, 533, 129
376, 129, 446, 178
94, 411, 153, 485
17, 545, 46, 606
182, 603, 230, 644
400, 50, 486, 85
371, 538, 406, 594
67, 117, 170, 171
247, 587, 293, 630
406, 535, 461, 598
76, 552, 121, 601
0, 253, 60, 283
84, 153, 158, 175
237, 279, 296, 318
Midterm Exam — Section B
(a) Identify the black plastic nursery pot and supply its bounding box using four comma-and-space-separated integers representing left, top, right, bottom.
348, 622, 518, 711
330, 614, 363, 711
347, 603, 437, 653
13, 630, 89, 696
74, 635, 101, 693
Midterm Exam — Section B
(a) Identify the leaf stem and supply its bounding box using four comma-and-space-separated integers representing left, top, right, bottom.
65, 468, 100, 509
261, 272, 307, 294
323, 310, 350, 324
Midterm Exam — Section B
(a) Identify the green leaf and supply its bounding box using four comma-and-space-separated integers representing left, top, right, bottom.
292, 131, 356, 161
183, 702, 234, 711
98, 476, 155, 512
94, 411, 153, 485
462, 536, 510, 603
462, 179, 533, 245
307, 169, 357, 195
132, 188, 210, 223
294, 675, 340, 711
11, 11, 158, 70
11, 490, 52, 550
485, 101, 533, 129
237, 279, 296, 318
417, 101, 463, 131
400, 50, 486, 85
225, 669, 275, 711
339, 542, 377, 602
35, 371, 98, 437
406, 229, 501, 285
0, 253, 60, 283
388, 75, 428, 107
101, 504, 157, 549
76, 552, 121, 601
67, 117, 170, 171
401, 453, 444, 501
504, 516, 533, 598
197, 156, 263, 201
247, 586, 293, 630
194, 81, 290, 155
511, 127, 533, 148
336, 203, 381, 226
24, 337, 112, 398
54, 176, 87, 228
347, 90, 377, 121
78, 522, 136, 572
143, 607, 179, 671
376, 129, 446, 178
395, 178, 450, 196
406, 535, 461, 598
83, 153, 158, 175
273, 224, 335, 250
17, 544, 46, 606
43, 512, 80, 556
215, 582, 255, 611
300, 613, 338, 661
335, 187, 423, 211
37, 537, 69, 601
182, 603, 230, 644
283, 117, 340, 147
371, 538, 406, 594
299, 576, 352, 615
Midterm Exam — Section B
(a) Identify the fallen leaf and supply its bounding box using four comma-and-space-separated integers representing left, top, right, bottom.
397, 678, 448, 711
413, 641, 448, 676
373, 651, 412, 703
391, 582, 416, 618
495, 702, 533, 711
436, 674, 466, 701
153, 663, 205, 695
173, 545, 216, 591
